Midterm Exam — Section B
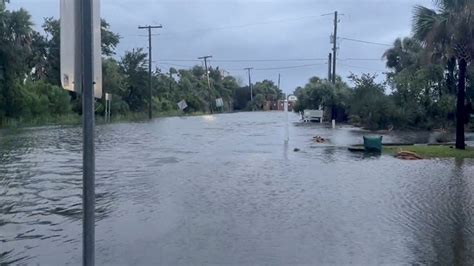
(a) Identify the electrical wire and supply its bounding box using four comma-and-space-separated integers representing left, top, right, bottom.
155, 58, 381, 63
254, 63, 327, 71
339, 37, 392, 47
338, 62, 386, 72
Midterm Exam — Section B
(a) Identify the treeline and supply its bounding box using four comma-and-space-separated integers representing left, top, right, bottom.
0, 2, 283, 126
294, 0, 473, 142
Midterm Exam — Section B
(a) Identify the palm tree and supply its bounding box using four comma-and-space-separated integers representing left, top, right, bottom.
413, 0, 473, 149
383, 37, 422, 73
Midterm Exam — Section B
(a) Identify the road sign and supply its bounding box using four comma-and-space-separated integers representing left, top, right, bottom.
177, 100, 188, 110
215, 98, 224, 108
60, 0, 102, 98
288, 95, 298, 102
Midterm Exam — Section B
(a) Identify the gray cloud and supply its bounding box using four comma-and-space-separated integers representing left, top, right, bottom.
11, 0, 433, 93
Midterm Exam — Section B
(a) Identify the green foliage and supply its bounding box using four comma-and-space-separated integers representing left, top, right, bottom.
100, 19, 120, 56
293, 76, 351, 121
348, 74, 396, 130
253, 80, 282, 101
412, 0, 473, 148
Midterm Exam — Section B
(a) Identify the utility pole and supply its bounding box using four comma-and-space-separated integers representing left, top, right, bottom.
198, 55, 213, 113
138, 25, 162, 119
244, 67, 253, 102
168, 72, 172, 97
332, 11, 338, 84
328, 53, 332, 81
278, 73, 281, 92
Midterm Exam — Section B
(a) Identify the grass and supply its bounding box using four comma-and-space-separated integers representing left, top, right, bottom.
1, 114, 81, 128
384, 145, 474, 159
0, 111, 212, 129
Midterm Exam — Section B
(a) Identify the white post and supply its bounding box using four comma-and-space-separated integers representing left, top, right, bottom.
332, 119, 336, 129
284, 99, 289, 143
108, 95, 111, 122
104, 97, 108, 123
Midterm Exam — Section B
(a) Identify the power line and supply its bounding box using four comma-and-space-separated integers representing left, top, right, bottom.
339, 58, 382, 61
154, 58, 377, 62
338, 62, 386, 72
254, 63, 326, 71
212, 58, 327, 62
156, 62, 194, 68
339, 37, 392, 47
157, 14, 325, 36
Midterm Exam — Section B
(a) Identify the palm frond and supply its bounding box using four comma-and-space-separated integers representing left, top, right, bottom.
412, 5, 438, 42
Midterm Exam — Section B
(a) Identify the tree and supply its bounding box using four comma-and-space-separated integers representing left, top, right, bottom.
413, 0, 474, 149
348, 74, 396, 130
383, 37, 422, 74
0, 6, 33, 119
42, 17, 61, 85
293, 76, 351, 121
253, 80, 282, 102
120, 48, 148, 112
100, 19, 120, 57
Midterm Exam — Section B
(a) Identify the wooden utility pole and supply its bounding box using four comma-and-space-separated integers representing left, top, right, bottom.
332, 11, 338, 84
328, 53, 332, 81
138, 25, 162, 119
198, 55, 213, 113
244, 67, 253, 102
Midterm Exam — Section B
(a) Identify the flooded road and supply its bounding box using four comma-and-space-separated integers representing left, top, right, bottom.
1, 112, 473, 265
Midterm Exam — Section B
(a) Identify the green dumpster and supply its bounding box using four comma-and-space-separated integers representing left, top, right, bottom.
363, 136, 383, 152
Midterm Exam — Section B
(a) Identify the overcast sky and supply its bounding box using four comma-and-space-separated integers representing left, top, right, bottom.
10, 0, 434, 93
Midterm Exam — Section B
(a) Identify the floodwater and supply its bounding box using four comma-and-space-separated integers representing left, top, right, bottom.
1, 112, 473, 265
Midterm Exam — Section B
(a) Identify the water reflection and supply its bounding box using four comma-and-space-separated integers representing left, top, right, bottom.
1, 112, 473, 265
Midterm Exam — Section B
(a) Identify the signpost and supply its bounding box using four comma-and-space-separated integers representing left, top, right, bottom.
177, 99, 188, 111
105, 93, 112, 122
61, 0, 102, 98
60, 0, 101, 265
215, 98, 224, 112
284, 96, 291, 144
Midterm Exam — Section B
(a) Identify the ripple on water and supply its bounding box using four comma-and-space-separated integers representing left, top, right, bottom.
1, 112, 473, 265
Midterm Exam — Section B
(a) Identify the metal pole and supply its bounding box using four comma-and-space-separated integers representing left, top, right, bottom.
332, 11, 338, 85
80, 0, 95, 265
284, 97, 289, 143
108, 95, 112, 122
105, 94, 107, 123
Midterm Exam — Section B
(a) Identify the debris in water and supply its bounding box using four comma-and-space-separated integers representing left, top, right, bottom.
313, 136, 327, 143
395, 151, 423, 160
294, 148, 300, 152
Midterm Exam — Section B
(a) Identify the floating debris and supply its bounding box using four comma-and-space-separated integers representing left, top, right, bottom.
293, 148, 301, 152
313, 136, 327, 144
395, 151, 423, 160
